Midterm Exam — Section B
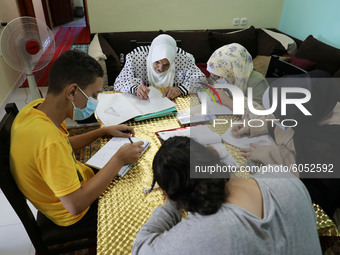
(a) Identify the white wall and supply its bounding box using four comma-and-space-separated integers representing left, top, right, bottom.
87, 0, 285, 33
0, 0, 286, 107
0, 0, 21, 107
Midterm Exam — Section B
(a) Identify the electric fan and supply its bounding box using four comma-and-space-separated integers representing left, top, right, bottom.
0, 16, 55, 100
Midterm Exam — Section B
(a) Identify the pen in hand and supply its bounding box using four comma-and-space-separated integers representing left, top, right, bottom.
123, 130, 134, 143
142, 81, 150, 102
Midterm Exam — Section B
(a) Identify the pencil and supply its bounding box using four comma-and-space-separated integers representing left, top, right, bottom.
142, 81, 150, 102
128, 137, 133, 144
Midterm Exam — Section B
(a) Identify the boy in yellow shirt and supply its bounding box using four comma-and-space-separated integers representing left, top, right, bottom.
10, 50, 144, 227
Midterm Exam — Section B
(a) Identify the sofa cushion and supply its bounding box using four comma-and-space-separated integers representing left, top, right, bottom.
253, 55, 291, 77
164, 30, 210, 63
295, 35, 340, 76
282, 53, 315, 71
257, 29, 287, 56
209, 26, 257, 58
261, 28, 297, 55
196, 63, 209, 78
88, 34, 106, 61
97, 34, 121, 86
100, 31, 160, 57
333, 68, 340, 78
88, 34, 109, 87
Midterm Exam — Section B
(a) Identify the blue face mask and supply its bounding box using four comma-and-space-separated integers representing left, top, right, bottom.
72, 87, 98, 121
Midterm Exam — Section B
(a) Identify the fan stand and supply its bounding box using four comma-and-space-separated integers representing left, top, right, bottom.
23, 40, 42, 100
24, 64, 42, 100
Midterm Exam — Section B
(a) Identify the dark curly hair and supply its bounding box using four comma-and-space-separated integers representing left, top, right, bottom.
152, 136, 229, 215
48, 50, 103, 95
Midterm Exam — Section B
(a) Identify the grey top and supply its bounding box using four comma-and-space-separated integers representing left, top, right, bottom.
247, 70, 269, 106
132, 171, 322, 255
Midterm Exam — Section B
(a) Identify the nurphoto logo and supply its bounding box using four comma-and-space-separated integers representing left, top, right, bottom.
200, 83, 312, 129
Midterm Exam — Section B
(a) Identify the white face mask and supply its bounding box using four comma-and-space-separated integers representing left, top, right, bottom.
209, 75, 227, 85
274, 120, 290, 131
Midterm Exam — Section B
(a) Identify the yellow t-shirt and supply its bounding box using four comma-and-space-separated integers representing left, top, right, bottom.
10, 99, 94, 226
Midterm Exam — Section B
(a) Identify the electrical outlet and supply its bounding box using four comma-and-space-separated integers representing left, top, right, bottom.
241, 18, 248, 26
233, 18, 240, 26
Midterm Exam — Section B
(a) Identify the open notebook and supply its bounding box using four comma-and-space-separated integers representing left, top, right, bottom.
156, 125, 239, 168
85, 137, 150, 177
96, 87, 177, 126
221, 127, 276, 149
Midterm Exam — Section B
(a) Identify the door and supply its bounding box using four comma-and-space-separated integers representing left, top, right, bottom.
48, 0, 74, 26
17, 0, 35, 17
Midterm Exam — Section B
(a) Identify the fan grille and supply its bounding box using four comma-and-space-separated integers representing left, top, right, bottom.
0, 16, 55, 73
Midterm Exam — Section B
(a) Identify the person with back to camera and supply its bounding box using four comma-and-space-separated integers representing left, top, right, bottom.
132, 136, 321, 255
114, 34, 206, 100
235, 70, 340, 218
10, 50, 144, 228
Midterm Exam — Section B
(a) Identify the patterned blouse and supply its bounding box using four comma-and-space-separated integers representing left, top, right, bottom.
114, 46, 206, 96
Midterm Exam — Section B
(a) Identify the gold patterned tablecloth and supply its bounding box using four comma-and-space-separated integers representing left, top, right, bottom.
96, 94, 194, 255
72, 93, 338, 255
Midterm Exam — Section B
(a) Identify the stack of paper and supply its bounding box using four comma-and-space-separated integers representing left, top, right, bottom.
96, 87, 177, 126
176, 105, 216, 125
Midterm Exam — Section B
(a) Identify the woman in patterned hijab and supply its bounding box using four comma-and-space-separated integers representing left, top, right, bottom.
207, 43, 268, 107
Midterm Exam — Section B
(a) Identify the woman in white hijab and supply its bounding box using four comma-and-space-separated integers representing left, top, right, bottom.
114, 34, 206, 100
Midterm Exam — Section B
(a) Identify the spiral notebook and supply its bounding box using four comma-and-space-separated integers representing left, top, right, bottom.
85, 137, 150, 177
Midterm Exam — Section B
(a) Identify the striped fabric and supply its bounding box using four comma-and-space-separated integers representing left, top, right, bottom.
20, 27, 90, 88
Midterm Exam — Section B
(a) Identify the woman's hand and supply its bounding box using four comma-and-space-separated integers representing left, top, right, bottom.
102, 125, 135, 138
239, 143, 258, 160
163, 87, 181, 100
214, 89, 233, 109
136, 84, 150, 100
231, 124, 250, 137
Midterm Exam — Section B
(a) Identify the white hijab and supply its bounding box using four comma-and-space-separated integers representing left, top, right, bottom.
147, 34, 177, 88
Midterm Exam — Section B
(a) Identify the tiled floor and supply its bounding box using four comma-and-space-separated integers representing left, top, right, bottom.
0, 87, 97, 255
0, 16, 87, 255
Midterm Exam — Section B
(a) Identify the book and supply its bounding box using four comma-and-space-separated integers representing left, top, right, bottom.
134, 107, 177, 122
156, 125, 239, 168
176, 105, 216, 125
96, 87, 177, 126
85, 137, 150, 177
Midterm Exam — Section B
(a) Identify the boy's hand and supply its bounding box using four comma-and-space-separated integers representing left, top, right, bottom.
114, 141, 144, 165
103, 125, 135, 138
